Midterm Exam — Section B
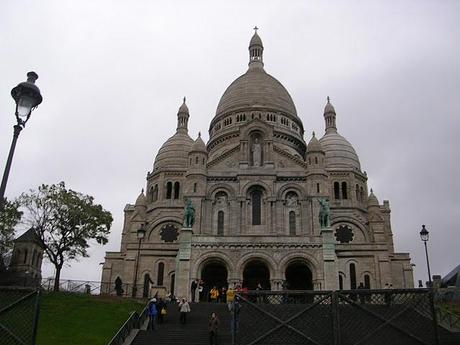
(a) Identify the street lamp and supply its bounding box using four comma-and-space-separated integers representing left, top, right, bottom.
420, 224, 432, 287
132, 223, 146, 298
0, 72, 43, 210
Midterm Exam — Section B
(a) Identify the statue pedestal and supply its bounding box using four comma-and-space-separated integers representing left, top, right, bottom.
175, 227, 193, 300
321, 227, 338, 290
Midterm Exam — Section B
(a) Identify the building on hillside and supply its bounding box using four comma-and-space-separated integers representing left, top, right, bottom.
101, 29, 414, 299
6, 228, 45, 286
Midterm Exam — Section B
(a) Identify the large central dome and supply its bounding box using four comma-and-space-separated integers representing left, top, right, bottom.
215, 67, 298, 119
210, 30, 298, 128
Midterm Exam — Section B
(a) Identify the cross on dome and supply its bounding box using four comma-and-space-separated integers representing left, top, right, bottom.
254, 26, 258, 33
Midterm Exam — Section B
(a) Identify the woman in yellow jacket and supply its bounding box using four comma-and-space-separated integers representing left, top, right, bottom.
210, 286, 219, 303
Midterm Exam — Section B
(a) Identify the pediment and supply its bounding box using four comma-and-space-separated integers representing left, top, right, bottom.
273, 145, 308, 169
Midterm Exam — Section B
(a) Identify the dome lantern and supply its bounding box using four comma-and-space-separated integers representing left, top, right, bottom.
177, 97, 189, 134
249, 26, 264, 69
324, 96, 337, 133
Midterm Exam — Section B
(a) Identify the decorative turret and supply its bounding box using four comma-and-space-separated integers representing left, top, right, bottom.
177, 97, 189, 133
187, 132, 208, 174
134, 189, 147, 217
306, 131, 325, 168
248, 26, 264, 69
324, 96, 336, 133
367, 188, 380, 208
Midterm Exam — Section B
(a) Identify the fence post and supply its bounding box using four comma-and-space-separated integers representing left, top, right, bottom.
332, 291, 340, 345
31, 289, 41, 345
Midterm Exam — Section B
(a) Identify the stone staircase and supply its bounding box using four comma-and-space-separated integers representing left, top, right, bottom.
131, 302, 232, 345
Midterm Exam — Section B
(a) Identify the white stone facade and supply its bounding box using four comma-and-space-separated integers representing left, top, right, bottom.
101, 30, 414, 299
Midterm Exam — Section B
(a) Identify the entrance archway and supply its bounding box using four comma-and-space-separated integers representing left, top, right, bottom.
201, 261, 228, 301
243, 260, 271, 290
285, 261, 313, 290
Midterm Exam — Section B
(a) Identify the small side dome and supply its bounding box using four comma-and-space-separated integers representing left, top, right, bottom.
153, 132, 194, 170
190, 132, 206, 153
307, 131, 324, 153
319, 131, 361, 170
367, 189, 380, 207
135, 189, 147, 207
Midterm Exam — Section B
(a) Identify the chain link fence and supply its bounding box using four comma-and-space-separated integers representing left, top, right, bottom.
232, 289, 440, 345
0, 287, 40, 345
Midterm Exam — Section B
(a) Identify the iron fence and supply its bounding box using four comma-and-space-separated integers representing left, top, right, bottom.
0, 287, 40, 345
232, 289, 440, 345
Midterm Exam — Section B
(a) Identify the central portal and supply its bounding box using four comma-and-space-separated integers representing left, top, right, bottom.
285, 261, 313, 290
201, 261, 228, 301
243, 260, 271, 290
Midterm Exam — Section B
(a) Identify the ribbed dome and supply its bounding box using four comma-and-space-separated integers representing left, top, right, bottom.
324, 101, 336, 114
214, 67, 298, 121
153, 132, 194, 170
319, 131, 361, 170
307, 132, 323, 153
250, 32, 263, 47
191, 133, 206, 152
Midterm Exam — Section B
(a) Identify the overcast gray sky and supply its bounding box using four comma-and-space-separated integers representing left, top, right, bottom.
1, 0, 459, 286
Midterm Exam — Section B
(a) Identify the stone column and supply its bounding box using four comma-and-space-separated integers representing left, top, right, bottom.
175, 227, 193, 300
321, 226, 338, 290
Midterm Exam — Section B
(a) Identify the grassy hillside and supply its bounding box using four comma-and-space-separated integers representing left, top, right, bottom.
37, 292, 145, 345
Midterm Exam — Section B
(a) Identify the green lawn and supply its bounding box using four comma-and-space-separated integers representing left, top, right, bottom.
36, 292, 146, 345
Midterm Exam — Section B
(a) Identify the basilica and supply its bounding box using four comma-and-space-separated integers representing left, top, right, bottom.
101, 29, 414, 299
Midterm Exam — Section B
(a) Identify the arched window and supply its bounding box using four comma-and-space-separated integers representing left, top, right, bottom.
360, 187, 364, 203
339, 275, 344, 290
23, 249, 28, 264
32, 249, 37, 266
157, 262, 165, 286
364, 274, 371, 289
342, 182, 348, 199
217, 211, 224, 235
289, 211, 296, 235
152, 184, 158, 202
202, 158, 205, 165
251, 189, 262, 225
350, 263, 357, 289
193, 183, 197, 193
195, 156, 198, 164
316, 183, 320, 193
15, 250, 21, 264
356, 184, 360, 202
173, 182, 180, 199
315, 157, 318, 164
334, 182, 340, 200
166, 182, 172, 199
143, 274, 151, 298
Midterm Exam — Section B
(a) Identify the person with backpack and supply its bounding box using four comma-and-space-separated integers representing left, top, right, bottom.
156, 298, 167, 324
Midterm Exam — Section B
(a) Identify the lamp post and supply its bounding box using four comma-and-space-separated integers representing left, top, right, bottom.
420, 224, 432, 287
132, 223, 146, 298
0, 72, 43, 211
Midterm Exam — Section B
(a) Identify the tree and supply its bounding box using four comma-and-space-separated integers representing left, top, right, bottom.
0, 199, 22, 271
18, 182, 113, 291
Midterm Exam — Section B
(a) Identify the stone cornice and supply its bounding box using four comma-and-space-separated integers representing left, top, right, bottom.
207, 144, 240, 168
273, 145, 308, 169
191, 242, 322, 250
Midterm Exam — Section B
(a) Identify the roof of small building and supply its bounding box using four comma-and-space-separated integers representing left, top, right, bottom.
307, 132, 324, 153
367, 189, 380, 207
15, 228, 45, 248
190, 133, 206, 153
153, 131, 194, 170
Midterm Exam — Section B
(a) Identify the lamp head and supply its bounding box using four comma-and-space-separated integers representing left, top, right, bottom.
11, 72, 43, 126
137, 223, 146, 240
420, 224, 429, 242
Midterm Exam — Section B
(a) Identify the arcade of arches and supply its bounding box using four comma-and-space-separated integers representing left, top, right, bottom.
199, 259, 314, 291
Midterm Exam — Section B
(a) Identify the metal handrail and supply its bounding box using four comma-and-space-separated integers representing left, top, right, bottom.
107, 311, 139, 345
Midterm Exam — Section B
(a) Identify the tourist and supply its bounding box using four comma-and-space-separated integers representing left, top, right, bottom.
157, 298, 167, 324
147, 298, 158, 331
357, 282, 365, 304
226, 285, 235, 311
199, 280, 205, 302
191, 280, 198, 302
220, 285, 227, 303
230, 297, 241, 335
256, 282, 263, 304
208, 312, 219, 345
178, 298, 191, 324
210, 286, 219, 303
